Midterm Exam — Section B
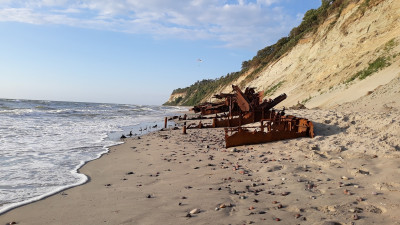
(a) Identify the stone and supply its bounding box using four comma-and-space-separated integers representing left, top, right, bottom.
190, 208, 200, 214
327, 205, 337, 212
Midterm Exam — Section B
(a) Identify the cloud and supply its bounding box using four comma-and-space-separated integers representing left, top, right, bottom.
0, 0, 304, 50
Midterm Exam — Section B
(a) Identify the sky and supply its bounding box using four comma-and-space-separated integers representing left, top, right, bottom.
0, 0, 321, 105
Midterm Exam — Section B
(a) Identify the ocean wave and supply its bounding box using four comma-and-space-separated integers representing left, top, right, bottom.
0, 98, 182, 214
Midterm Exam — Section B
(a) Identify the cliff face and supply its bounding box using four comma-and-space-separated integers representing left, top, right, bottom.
164, 92, 186, 106
165, 0, 400, 110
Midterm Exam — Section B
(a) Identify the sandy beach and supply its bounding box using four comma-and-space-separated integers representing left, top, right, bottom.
1, 0, 400, 224
1, 107, 400, 225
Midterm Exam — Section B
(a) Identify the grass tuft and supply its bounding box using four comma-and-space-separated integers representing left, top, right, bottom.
345, 56, 390, 83
264, 81, 285, 97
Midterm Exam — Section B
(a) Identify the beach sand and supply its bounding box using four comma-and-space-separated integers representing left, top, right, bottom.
1, 108, 400, 225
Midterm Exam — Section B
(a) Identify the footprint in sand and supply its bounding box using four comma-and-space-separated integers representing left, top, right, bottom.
267, 165, 283, 172
366, 205, 386, 214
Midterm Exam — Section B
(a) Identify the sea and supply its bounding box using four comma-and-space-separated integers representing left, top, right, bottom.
0, 98, 184, 214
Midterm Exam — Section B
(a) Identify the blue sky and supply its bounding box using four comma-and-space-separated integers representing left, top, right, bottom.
0, 0, 321, 105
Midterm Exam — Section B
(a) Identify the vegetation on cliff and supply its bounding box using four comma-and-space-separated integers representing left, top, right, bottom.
164, 72, 241, 106
345, 38, 399, 83
164, 0, 381, 106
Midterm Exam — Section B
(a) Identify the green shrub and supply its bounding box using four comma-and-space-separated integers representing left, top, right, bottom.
301, 96, 313, 104
346, 56, 390, 83
264, 81, 285, 97
384, 38, 398, 53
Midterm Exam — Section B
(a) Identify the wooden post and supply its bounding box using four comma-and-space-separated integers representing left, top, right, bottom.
183, 125, 187, 134
164, 117, 167, 128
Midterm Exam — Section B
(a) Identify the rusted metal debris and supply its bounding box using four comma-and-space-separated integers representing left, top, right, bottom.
191, 101, 230, 115
225, 116, 314, 148
171, 85, 314, 148
188, 85, 287, 128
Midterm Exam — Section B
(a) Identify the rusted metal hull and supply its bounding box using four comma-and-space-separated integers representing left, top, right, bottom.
211, 111, 269, 128
192, 102, 228, 115
224, 118, 314, 148
188, 108, 284, 129
188, 92, 287, 129
201, 106, 228, 115
184, 86, 315, 148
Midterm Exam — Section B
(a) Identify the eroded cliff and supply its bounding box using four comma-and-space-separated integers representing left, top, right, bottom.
165, 0, 400, 111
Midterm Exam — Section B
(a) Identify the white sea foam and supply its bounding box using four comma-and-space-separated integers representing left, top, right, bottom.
0, 99, 182, 214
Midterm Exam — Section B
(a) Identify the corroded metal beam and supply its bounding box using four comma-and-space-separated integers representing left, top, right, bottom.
224, 117, 314, 148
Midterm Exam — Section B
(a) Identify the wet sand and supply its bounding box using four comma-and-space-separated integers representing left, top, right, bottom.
1, 109, 400, 225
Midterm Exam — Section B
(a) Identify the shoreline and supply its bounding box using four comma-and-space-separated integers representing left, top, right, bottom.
0, 141, 122, 216
0, 116, 173, 216
1, 109, 400, 224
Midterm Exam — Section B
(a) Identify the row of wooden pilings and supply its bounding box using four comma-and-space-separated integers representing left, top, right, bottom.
164, 117, 187, 134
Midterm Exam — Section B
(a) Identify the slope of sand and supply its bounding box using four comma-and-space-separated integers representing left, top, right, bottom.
247, 0, 400, 109
1, 107, 400, 225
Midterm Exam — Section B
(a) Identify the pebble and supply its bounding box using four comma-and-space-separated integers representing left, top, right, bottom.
341, 176, 349, 180
352, 214, 359, 220
349, 208, 362, 213
231, 148, 239, 152
190, 208, 200, 214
